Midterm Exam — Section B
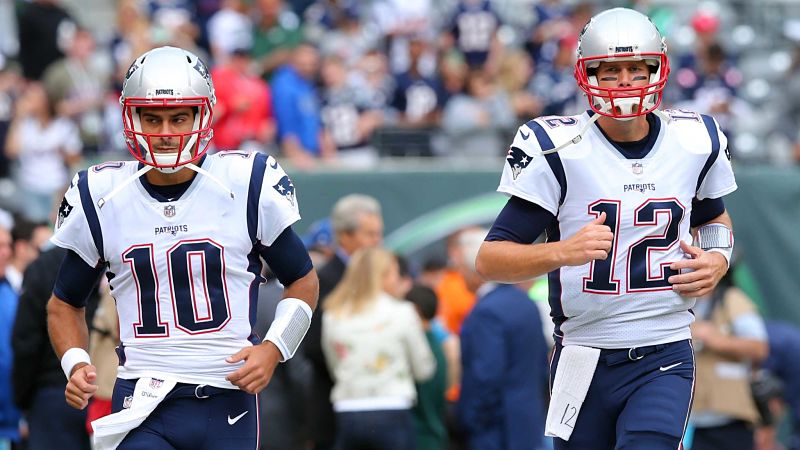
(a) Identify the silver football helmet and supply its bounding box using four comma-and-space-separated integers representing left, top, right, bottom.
120, 46, 216, 173
574, 8, 669, 120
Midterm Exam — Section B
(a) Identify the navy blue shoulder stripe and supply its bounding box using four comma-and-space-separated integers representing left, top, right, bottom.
697, 115, 721, 193
77, 169, 104, 260
247, 153, 269, 243
526, 119, 567, 205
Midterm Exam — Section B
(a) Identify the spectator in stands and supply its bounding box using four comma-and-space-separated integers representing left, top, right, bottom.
211, 45, 276, 153
252, 0, 304, 78
6, 217, 50, 293
673, 42, 748, 144
456, 228, 549, 450
271, 42, 335, 169
441, 68, 515, 157
690, 273, 769, 450
15, 0, 77, 80
0, 224, 20, 450
443, 0, 502, 72
12, 246, 94, 450
0, 57, 24, 179
206, 0, 254, 65
528, 32, 582, 116
391, 32, 446, 128
42, 27, 109, 155
4, 82, 82, 222
303, 193, 383, 450
320, 55, 383, 168
407, 284, 449, 450
496, 49, 543, 121
308, 1, 381, 70
322, 247, 435, 450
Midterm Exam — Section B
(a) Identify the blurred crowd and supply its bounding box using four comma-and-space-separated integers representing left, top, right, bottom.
3, 0, 800, 449
2, 0, 800, 224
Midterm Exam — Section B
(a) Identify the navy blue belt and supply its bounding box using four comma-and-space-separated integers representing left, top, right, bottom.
601, 343, 670, 366
171, 382, 232, 399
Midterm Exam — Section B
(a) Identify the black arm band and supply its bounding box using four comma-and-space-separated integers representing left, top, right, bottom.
258, 226, 313, 286
52, 250, 105, 307
486, 196, 556, 244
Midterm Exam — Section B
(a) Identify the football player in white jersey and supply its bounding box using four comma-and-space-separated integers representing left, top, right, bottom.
46, 46, 319, 450
477, 8, 736, 450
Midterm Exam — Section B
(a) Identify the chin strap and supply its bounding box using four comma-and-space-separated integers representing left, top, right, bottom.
97, 165, 153, 209
97, 161, 235, 209
186, 163, 235, 200
539, 108, 673, 156
540, 113, 602, 155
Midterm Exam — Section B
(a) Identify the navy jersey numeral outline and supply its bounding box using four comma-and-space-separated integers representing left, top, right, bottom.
583, 198, 685, 294
124, 239, 232, 337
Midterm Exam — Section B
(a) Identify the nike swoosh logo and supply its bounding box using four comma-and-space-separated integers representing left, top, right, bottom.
227, 411, 248, 425
519, 129, 530, 140
268, 157, 278, 169
659, 362, 682, 371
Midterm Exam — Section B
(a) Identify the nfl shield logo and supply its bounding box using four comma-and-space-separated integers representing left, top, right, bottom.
632, 163, 643, 175
164, 205, 176, 217
122, 395, 133, 409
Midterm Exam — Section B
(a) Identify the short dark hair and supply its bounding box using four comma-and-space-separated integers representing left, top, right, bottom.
406, 284, 438, 321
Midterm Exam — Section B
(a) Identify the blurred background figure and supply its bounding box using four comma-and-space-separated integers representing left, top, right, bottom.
16, 0, 77, 81
0, 223, 20, 450
271, 41, 335, 169
210, 44, 276, 153
689, 271, 769, 450
42, 26, 108, 156
319, 54, 383, 168
4, 82, 81, 222
440, 68, 515, 157
455, 228, 549, 450
303, 193, 383, 450
407, 284, 450, 450
12, 246, 96, 450
322, 247, 435, 450
84, 282, 119, 449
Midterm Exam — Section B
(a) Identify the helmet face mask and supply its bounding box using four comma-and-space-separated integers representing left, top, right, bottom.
120, 47, 216, 173
574, 8, 670, 120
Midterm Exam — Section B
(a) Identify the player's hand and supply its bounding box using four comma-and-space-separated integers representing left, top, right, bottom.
225, 342, 281, 394
559, 212, 614, 266
668, 241, 728, 298
65, 363, 98, 410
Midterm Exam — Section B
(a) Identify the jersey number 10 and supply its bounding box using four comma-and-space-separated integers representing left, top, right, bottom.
124, 239, 232, 337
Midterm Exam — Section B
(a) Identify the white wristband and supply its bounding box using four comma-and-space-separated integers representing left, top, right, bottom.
60, 347, 91, 379
707, 247, 733, 269
264, 298, 313, 362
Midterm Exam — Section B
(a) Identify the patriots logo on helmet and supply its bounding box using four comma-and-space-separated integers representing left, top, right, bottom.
506, 146, 533, 180
273, 175, 296, 206
124, 61, 139, 80
193, 58, 210, 80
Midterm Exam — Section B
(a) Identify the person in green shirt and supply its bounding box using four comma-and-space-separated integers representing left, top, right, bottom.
407, 285, 449, 450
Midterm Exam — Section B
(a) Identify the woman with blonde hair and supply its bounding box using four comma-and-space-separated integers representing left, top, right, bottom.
323, 247, 435, 450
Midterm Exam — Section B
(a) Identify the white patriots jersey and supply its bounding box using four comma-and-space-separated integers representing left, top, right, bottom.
51, 151, 300, 388
498, 110, 737, 348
